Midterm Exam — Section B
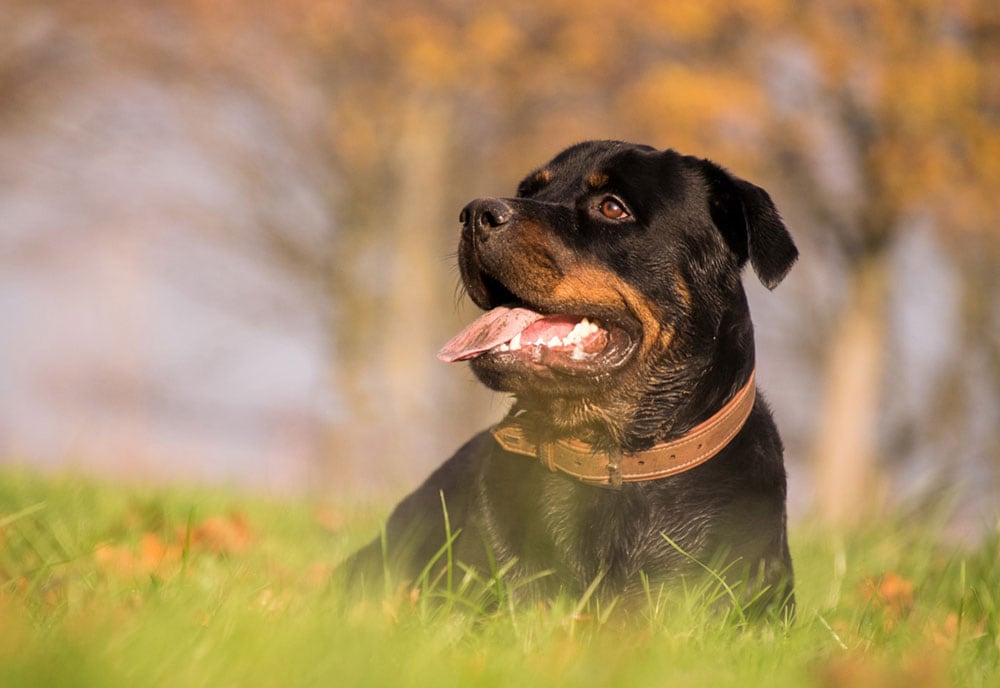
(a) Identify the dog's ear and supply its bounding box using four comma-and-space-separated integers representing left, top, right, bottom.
697, 160, 798, 290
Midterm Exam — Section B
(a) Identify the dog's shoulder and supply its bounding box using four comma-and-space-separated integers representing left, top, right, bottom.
398, 431, 493, 513
337, 431, 494, 588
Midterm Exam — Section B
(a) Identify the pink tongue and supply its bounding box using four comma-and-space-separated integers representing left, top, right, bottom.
437, 306, 544, 363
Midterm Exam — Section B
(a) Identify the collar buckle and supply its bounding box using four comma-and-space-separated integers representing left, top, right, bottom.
605, 449, 623, 489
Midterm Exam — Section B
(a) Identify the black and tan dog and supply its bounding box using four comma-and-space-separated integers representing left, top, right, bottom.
342, 140, 797, 613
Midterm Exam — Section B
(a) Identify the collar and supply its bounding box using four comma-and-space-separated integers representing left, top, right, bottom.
490, 371, 756, 489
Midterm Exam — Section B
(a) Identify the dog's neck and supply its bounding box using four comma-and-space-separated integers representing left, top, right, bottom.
507, 299, 756, 454
493, 371, 756, 488
629, 356, 755, 447
506, 359, 754, 455
628, 290, 757, 446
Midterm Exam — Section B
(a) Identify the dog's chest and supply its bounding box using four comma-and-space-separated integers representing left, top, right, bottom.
478, 465, 708, 589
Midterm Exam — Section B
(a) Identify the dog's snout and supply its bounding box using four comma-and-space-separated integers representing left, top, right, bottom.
460, 198, 512, 238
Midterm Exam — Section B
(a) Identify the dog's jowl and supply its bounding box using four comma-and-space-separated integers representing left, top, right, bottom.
341, 140, 797, 615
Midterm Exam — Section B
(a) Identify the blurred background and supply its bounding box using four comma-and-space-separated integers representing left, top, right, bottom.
1, 0, 997, 533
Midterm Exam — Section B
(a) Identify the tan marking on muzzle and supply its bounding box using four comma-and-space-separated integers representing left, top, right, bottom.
482, 218, 566, 295
551, 264, 673, 357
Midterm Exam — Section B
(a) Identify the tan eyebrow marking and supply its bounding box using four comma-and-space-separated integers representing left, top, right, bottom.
587, 172, 609, 188
535, 169, 553, 185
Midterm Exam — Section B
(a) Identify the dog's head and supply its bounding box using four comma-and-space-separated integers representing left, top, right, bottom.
439, 140, 797, 442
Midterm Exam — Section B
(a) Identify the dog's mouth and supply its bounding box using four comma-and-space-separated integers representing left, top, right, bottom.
437, 304, 635, 375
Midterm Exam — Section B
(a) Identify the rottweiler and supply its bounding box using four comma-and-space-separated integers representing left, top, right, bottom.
341, 140, 797, 614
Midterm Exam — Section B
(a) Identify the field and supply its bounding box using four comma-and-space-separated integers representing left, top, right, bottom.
1, 469, 997, 687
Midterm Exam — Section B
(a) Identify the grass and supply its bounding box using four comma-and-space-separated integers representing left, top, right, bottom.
0, 468, 997, 688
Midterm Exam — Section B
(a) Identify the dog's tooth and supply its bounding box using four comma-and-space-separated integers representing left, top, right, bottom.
547, 336, 562, 348
509, 332, 521, 350
498, 343, 509, 352
571, 344, 586, 360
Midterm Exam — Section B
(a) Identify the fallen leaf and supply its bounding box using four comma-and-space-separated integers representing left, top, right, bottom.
184, 512, 252, 554
861, 571, 915, 621
95, 534, 182, 578
140, 532, 181, 570
819, 650, 946, 688
313, 505, 345, 532
929, 611, 988, 647
306, 562, 335, 586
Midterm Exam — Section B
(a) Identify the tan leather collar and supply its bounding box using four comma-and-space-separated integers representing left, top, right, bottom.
491, 371, 756, 489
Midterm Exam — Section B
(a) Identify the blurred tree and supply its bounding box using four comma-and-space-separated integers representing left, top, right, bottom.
610, 0, 1000, 523
3, 0, 996, 512
300, 0, 999, 518
370, 0, 995, 519
0, 0, 341, 482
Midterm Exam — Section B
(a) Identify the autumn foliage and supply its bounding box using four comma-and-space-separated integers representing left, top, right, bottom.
3, 0, 997, 523
94, 512, 252, 579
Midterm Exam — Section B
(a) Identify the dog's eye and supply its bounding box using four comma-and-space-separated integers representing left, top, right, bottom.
598, 197, 630, 220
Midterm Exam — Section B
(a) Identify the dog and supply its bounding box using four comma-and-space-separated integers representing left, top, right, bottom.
340, 140, 797, 615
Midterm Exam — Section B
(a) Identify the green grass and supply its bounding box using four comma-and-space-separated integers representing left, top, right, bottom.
1, 469, 997, 687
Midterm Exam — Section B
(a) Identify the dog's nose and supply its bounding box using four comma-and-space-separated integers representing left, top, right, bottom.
460, 198, 512, 238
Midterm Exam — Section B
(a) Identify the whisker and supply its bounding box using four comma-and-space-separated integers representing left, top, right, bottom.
452, 277, 469, 311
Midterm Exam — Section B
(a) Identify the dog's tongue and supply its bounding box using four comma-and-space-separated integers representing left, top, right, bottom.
437, 306, 544, 363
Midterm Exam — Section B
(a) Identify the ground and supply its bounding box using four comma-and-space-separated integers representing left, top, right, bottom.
0, 469, 997, 687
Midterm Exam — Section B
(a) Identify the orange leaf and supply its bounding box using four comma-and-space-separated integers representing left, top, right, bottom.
186, 513, 253, 554
313, 505, 344, 533
861, 571, 915, 621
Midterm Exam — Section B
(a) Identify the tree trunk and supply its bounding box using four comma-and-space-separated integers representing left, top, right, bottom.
379, 94, 452, 476
812, 254, 889, 525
